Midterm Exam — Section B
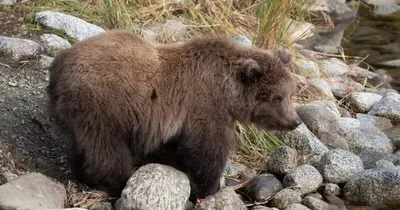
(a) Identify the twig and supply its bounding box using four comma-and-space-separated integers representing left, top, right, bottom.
0, 62, 11, 69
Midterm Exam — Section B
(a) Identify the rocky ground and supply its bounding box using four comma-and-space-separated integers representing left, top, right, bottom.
1, 0, 400, 210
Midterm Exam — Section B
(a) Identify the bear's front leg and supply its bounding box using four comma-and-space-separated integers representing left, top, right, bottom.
178, 122, 234, 201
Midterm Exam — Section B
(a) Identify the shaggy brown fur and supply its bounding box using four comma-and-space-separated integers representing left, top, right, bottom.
46, 30, 302, 199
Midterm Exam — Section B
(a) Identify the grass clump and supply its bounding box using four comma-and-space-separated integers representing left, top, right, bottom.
233, 123, 286, 168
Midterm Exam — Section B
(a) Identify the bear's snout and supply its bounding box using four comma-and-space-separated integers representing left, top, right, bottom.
290, 117, 302, 130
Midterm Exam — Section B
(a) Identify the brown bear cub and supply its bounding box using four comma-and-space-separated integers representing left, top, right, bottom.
46, 30, 302, 200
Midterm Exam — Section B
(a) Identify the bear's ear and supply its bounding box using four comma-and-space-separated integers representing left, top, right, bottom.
275, 48, 291, 65
238, 58, 262, 84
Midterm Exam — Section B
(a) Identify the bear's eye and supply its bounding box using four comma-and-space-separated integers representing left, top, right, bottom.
273, 95, 283, 102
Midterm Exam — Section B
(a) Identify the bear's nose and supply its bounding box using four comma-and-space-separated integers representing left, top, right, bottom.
291, 117, 302, 129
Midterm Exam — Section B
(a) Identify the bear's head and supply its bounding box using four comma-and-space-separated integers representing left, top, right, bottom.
234, 48, 302, 131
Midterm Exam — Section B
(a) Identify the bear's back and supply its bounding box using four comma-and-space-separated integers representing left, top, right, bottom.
49, 30, 161, 99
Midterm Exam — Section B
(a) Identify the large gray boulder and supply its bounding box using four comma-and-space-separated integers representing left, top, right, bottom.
34, 11, 105, 41
274, 123, 329, 164
283, 165, 323, 196
317, 149, 364, 184
357, 151, 400, 169
296, 100, 349, 150
368, 92, 400, 121
355, 113, 393, 131
309, 0, 357, 22
343, 167, 400, 208
320, 58, 350, 77
269, 188, 302, 209
337, 117, 394, 155
0, 172, 67, 210
266, 146, 298, 175
39, 34, 71, 51
349, 92, 382, 113
120, 163, 191, 210
0, 36, 43, 60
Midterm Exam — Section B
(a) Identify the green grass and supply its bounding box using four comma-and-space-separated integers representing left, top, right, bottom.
233, 123, 286, 167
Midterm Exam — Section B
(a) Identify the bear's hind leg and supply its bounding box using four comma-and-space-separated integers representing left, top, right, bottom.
71, 129, 134, 197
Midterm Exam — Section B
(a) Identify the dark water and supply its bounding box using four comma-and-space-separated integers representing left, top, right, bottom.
341, 3, 400, 90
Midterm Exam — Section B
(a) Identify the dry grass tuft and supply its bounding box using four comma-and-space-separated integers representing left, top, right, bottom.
66, 181, 115, 209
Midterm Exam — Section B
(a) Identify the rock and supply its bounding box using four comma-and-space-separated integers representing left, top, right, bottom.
1, 171, 18, 182
193, 187, 246, 210
296, 59, 321, 78
373, 159, 395, 168
323, 183, 341, 196
355, 114, 393, 131
374, 4, 400, 16
232, 35, 252, 47
266, 146, 298, 175
0, 172, 66, 210
91, 202, 113, 210
244, 173, 283, 202
269, 188, 302, 209
296, 100, 349, 150
224, 160, 248, 177
139, 29, 157, 42
383, 125, 400, 148
359, 87, 398, 96
224, 160, 257, 180
349, 92, 383, 113
326, 77, 364, 98
317, 149, 364, 184
347, 65, 392, 89
139, 20, 187, 42
224, 177, 240, 187
285, 203, 311, 210
39, 34, 71, 51
310, 78, 335, 99
283, 164, 323, 196
313, 45, 339, 54
238, 168, 258, 181
307, 192, 323, 200
120, 163, 190, 210
343, 167, 400, 208
309, 0, 357, 22
320, 58, 350, 77
286, 19, 316, 44
0, 36, 43, 60
302, 196, 339, 210
362, 0, 400, 5
34, 11, 105, 41
358, 151, 400, 169
39, 54, 54, 69
273, 123, 329, 164
368, 92, 400, 121
337, 117, 394, 155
